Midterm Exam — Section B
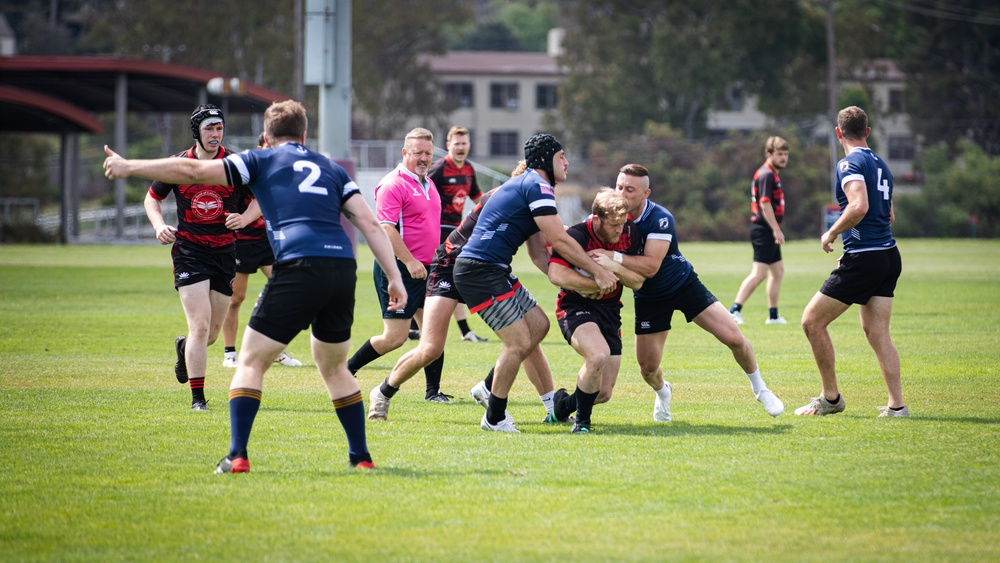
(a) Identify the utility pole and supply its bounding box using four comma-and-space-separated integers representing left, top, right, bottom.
826, 0, 839, 203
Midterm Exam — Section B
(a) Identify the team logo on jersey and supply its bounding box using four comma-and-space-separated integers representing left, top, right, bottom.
659, 217, 670, 230
839, 161, 850, 173
191, 190, 224, 220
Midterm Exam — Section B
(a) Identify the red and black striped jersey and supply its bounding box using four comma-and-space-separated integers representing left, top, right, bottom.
148, 146, 244, 252
550, 216, 642, 305
428, 155, 482, 227
750, 162, 784, 224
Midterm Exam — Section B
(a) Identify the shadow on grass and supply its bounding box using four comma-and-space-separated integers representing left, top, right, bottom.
532, 420, 794, 437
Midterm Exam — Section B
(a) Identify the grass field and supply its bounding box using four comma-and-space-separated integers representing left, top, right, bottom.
1, 239, 998, 561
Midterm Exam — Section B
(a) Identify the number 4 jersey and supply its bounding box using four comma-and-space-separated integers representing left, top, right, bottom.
223, 142, 360, 263
835, 146, 895, 253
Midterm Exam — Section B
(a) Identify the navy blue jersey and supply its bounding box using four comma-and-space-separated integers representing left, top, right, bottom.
459, 168, 558, 265
631, 199, 693, 298
222, 142, 360, 263
835, 147, 895, 253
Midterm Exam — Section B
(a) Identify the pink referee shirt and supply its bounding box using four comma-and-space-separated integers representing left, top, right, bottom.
375, 164, 442, 265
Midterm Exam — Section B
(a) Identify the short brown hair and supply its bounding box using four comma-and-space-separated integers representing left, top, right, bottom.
619, 163, 649, 178
838, 106, 869, 140
264, 100, 307, 141
765, 136, 789, 154
591, 187, 629, 221
447, 126, 469, 142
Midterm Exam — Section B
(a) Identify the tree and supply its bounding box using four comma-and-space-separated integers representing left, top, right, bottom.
893, 1, 1000, 155
556, 0, 823, 148
352, 0, 474, 138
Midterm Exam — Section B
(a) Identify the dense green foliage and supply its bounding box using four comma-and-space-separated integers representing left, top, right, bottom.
1, 241, 998, 560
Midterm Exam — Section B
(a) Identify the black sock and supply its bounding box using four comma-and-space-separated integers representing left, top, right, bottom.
730, 303, 742, 313
409, 319, 419, 331
554, 389, 577, 421
224, 346, 236, 354
769, 307, 779, 319
486, 394, 507, 426
483, 367, 494, 390
890, 405, 906, 412
575, 387, 599, 425
424, 352, 444, 398
457, 319, 471, 336
347, 339, 381, 374
190, 377, 206, 402
379, 378, 400, 398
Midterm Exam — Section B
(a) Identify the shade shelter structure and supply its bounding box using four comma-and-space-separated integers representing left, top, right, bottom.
0, 55, 291, 242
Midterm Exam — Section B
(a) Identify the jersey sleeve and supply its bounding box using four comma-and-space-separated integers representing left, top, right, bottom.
839, 158, 865, 189
757, 169, 776, 203
223, 151, 256, 189
527, 180, 558, 217
375, 179, 404, 224
148, 180, 173, 200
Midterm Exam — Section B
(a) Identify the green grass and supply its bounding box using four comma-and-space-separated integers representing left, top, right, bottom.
1, 239, 998, 561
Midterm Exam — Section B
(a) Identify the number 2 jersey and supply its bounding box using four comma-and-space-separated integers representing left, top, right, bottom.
835, 147, 895, 253
221, 142, 360, 263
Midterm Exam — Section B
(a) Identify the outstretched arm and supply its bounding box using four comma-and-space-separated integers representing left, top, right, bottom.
104, 145, 228, 185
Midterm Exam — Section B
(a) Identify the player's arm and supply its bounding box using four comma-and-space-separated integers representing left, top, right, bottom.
758, 201, 785, 244
380, 224, 426, 280
525, 231, 551, 274
821, 179, 868, 252
143, 190, 176, 245
225, 198, 262, 230
591, 252, 645, 290
592, 238, 667, 279
535, 214, 617, 293
547, 261, 601, 294
342, 195, 407, 312
104, 146, 227, 185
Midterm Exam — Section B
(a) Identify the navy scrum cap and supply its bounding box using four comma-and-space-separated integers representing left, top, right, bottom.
524, 133, 563, 179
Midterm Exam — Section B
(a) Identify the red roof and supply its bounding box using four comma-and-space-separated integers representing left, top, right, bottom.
0, 55, 291, 133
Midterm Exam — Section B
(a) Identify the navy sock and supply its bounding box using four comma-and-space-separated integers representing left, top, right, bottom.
424, 352, 444, 397
347, 339, 381, 374
334, 391, 368, 460
228, 389, 262, 458
730, 303, 742, 313
769, 307, 779, 319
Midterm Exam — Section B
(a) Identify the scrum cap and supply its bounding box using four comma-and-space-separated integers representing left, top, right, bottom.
524, 133, 563, 180
190, 104, 225, 141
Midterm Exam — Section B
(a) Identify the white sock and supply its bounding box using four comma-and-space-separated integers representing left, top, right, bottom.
746, 368, 765, 395
655, 383, 671, 400
539, 390, 555, 414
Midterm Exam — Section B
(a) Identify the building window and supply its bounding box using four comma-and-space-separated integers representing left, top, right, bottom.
888, 136, 915, 161
536, 84, 558, 109
490, 83, 520, 109
490, 131, 519, 156
444, 82, 474, 109
888, 88, 904, 113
